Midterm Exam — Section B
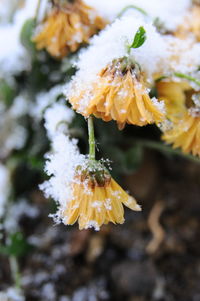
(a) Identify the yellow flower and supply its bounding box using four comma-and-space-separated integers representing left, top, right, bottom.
63, 162, 141, 230
175, 5, 200, 41
157, 81, 200, 156
156, 81, 189, 122
33, 0, 106, 58
69, 59, 165, 129
162, 111, 200, 156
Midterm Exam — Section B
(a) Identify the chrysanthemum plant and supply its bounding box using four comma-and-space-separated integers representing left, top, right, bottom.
20, 0, 200, 230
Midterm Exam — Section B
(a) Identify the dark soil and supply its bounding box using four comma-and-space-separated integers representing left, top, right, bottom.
1, 152, 200, 301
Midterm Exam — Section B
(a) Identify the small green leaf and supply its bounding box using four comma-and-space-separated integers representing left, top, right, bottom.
20, 18, 36, 57
28, 156, 44, 171
0, 232, 32, 257
0, 79, 15, 106
129, 26, 147, 49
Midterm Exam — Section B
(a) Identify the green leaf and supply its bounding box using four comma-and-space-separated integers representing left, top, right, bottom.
129, 26, 147, 49
0, 79, 15, 106
123, 145, 143, 174
20, 18, 36, 57
0, 232, 32, 257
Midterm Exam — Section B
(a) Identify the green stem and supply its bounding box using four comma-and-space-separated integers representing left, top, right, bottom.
136, 139, 200, 164
155, 73, 200, 86
117, 5, 148, 18
9, 256, 21, 290
174, 72, 200, 87
88, 116, 95, 161
35, 0, 42, 24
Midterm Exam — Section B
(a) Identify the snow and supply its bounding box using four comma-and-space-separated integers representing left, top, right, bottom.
44, 101, 75, 139
0, 94, 28, 158
40, 133, 86, 216
32, 85, 64, 121
0, 164, 10, 219
0, 0, 38, 76
85, 0, 190, 31
4, 199, 39, 232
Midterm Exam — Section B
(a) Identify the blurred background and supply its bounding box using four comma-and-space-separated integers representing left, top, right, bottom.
1, 1, 200, 301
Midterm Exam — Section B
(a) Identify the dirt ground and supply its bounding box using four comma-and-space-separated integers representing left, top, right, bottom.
1, 151, 200, 301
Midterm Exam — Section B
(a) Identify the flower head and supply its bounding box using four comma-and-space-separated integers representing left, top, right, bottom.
41, 133, 141, 230
158, 80, 200, 156
68, 58, 165, 129
162, 111, 200, 156
63, 160, 141, 230
33, 0, 106, 58
156, 81, 189, 122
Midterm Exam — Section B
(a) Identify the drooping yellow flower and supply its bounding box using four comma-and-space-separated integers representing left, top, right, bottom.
156, 81, 190, 122
162, 111, 200, 156
69, 59, 165, 129
33, 0, 106, 58
63, 162, 141, 230
175, 4, 200, 41
157, 80, 200, 156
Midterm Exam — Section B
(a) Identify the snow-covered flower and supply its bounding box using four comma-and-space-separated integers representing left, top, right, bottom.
33, 0, 106, 58
162, 111, 200, 156
68, 57, 165, 129
63, 160, 141, 230
40, 133, 141, 230
65, 16, 167, 127
156, 81, 189, 122
158, 80, 200, 156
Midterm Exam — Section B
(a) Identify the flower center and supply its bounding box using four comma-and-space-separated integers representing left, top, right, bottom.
75, 162, 111, 188
100, 57, 141, 80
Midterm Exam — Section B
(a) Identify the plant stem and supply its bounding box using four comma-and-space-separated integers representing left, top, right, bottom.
174, 72, 200, 87
117, 5, 148, 18
88, 116, 96, 161
35, 0, 41, 24
9, 256, 21, 290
